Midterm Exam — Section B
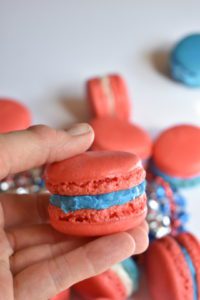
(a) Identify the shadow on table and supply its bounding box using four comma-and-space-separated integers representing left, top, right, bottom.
148, 48, 171, 81
58, 96, 91, 129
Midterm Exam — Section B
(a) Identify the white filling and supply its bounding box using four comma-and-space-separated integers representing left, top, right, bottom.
111, 263, 134, 297
101, 76, 115, 115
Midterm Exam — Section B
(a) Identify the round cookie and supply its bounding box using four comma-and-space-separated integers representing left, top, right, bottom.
151, 124, 200, 188
87, 74, 131, 121
144, 232, 200, 300
74, 258, 139, 300
45, 151, 147, 236
90, 116, 152, 162
170, 33, 200, 87
51, 289, 70, 300
0, 98, 31, 133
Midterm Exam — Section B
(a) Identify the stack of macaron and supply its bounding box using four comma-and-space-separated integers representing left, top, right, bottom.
0, 98, 46, 194
73, 258, 139, 300
144, 232, 200, 300
44, 150, 147, 237
87, 74, 153, 165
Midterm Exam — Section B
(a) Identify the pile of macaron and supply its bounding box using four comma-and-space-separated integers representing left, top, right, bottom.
1, 32, 200, 300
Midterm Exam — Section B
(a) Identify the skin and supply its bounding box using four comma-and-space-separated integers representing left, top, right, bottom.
0, 123, 149, 300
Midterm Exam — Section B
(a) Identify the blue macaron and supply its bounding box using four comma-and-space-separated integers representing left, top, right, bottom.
170, 33, 200, 87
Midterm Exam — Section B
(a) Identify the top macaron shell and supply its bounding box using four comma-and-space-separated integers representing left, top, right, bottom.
153, 124, 200, 178
90, 116, 152, 161
87, 74, 131, 121
0, 98, 32, 133
170, 33, 200, 87
45, 151, 145, 195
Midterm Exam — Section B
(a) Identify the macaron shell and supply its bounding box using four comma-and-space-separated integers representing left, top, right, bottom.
51, 289, 70, 300
73, 270, 127, 300
48, 194, 147, 236
109, 74, 131, 120
153, 124, 200, 177
170, 34, 200, 87
87, 77, 110, 118
87, 74, 131, 121
144, 236, 193, 300
90, 117, 152, 160
176, 232, 200, 296
0, 98, 31, 133
45, 151, 145, 195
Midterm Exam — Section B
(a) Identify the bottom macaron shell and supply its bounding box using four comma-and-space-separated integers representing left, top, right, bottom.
51, 289, 70, 300
144, 236, 193, 300
73, 270, 127, 300
49, 195, 147, 236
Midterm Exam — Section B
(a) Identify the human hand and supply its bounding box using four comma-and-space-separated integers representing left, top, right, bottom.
0, 124, 149, 300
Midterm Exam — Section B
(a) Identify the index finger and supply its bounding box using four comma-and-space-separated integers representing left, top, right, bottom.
0, 123, 94, 180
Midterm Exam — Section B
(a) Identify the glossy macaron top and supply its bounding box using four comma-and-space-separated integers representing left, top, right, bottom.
45, 151, 145, 195
90, 116, 152, 161
153, 124, 200, 178
171, 34, 200, 74
0, 98, 32, 133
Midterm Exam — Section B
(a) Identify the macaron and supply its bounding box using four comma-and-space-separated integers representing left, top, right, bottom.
51, 289, 70, 300
0, 98, 31, 133
151, 124, 200, 188
170, 33, 200, 87
146, 176, 189, 240
44, 151, 147, 236
144, 232, 200, 300
87, 74, 131, 121
90, 116, 152, 163
73, 258, 139, 300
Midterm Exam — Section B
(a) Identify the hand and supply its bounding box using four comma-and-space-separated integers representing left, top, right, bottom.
0, 124, 149, 300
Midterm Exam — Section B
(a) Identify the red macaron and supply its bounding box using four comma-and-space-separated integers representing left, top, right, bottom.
144, 232, 200, 300
90, 116, 152, 162
87, 74, 131, 121
152, 124, 200, 187
74, 270, 127, 300
45, 151, 147, 237
74, 258, 139, 300
0, 98, 31, 133
51, 289, 70, 300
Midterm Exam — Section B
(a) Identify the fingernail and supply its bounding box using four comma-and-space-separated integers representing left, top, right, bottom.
67, 123, 92, 136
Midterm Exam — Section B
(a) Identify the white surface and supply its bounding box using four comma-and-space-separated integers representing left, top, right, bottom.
0, 0, 200, 236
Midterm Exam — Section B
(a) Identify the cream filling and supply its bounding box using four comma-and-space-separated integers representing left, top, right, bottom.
101, 76, 115, 115
111, 263, 134, 297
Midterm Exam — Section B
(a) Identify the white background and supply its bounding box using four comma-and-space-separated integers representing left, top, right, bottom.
0, 0, 200, 236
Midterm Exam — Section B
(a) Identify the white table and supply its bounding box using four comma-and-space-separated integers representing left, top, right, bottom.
0, 0, 200, 237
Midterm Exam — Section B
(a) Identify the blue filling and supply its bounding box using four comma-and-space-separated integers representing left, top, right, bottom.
170, 33, 200, 87
151, 163, 200, 188
121, 258, 139, 290
181, 246, 198, 300
50, 181, 146, 213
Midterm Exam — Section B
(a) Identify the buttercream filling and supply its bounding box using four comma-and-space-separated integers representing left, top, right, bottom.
181, 246, 198, 300
50, 181, 146, 213
101, 76, 115, 114
151, 163, 200, 187
111, 258, 139, 297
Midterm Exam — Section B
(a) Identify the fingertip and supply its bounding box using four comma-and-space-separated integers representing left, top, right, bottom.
128, 225, 149, 255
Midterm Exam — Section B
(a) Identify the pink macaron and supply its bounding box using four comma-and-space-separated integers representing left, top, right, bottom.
87, 74, 131, 121
45, 151, 147, 237
0, 98, 31, 133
